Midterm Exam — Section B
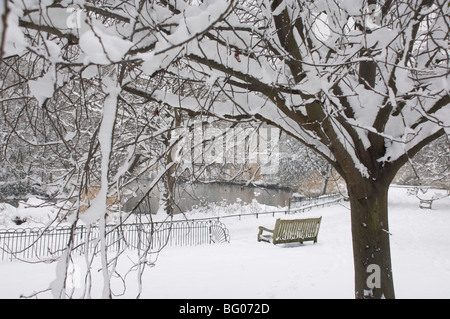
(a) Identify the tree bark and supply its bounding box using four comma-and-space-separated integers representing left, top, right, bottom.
161, 109, 181, 216
320, 164, 331, 195
348, 179, 395, 299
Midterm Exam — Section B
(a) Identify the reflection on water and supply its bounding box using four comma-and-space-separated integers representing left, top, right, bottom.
123, 181, 293, 214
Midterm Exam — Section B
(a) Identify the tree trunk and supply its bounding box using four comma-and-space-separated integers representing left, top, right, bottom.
348, 180, 395, 299
162, 162, 177, 216
320, 164, 331, 195
161, 109, 181, 216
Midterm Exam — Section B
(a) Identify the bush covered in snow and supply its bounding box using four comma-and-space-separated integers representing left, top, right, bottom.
0, 198, 60, 229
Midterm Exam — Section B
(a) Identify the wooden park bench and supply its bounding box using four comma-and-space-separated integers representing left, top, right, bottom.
417, 189, 449, 209
257, 217, 322, 245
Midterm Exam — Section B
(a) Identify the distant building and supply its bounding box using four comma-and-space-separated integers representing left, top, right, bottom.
172, 121, 280, 178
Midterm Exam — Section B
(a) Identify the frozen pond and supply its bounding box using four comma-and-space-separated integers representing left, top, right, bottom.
123, 181, 293, 214
0, 182, 293, 216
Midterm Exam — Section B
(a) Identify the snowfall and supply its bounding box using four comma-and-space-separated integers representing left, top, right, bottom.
0, 186, 449, 299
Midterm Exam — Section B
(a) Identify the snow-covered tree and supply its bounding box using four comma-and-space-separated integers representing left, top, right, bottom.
143, 0, 449, 299
395, 134, 450, 188
277, 133, 344, 196
2, 0, 448, 299
0, 0, 203, 298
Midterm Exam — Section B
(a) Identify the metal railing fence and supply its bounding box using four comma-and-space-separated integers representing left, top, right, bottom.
0, 193, 343, 262
0, 219, 230, 262
288, 193, 343, 209
183, 193, 344, 222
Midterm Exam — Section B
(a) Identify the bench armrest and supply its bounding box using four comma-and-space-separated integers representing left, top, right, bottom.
257, 226, 274, 242
258, 226, 274, 233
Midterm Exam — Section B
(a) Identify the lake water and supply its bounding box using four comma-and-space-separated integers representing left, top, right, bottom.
123, 181, 293, 214
1, 182, 293, 215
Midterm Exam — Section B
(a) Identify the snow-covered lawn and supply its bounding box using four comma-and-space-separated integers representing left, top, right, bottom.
0, 187, 449, 299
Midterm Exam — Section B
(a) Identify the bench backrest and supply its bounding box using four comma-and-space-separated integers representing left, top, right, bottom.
273, 217, 322, 244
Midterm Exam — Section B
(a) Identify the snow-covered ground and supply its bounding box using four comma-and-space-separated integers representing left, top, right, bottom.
0, 186, 449, 299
